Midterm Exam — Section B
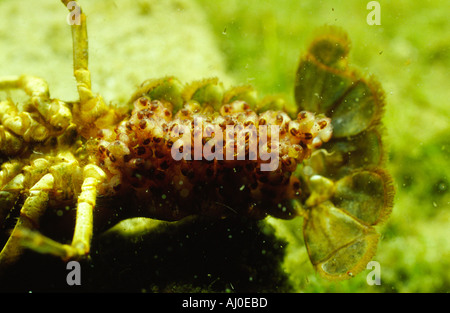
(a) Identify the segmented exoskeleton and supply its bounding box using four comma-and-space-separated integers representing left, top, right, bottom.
0, 1, 393, 280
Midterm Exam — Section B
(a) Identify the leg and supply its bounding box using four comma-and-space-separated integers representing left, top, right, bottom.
0, 75, 72, 134
62, 0, 92, 104
0, 125, 24, 156
11, 164, 106, 260
1, 158, 51, 231
0, 170, 25, 255
61, 0, 119, 137
0, 99, 49, 142
0, 173, 53, 266
0, 161, 24, 222
19, 75, 72, 132
71, 164, 106, 256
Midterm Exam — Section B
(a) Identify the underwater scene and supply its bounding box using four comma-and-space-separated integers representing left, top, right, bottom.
0, 0, 448, 293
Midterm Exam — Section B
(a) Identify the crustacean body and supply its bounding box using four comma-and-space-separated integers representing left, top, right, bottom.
0, 0, 394, 281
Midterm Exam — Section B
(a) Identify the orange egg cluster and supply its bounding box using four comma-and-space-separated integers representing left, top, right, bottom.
94, 96, 332, 220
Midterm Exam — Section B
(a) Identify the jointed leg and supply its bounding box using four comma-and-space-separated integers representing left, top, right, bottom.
0, 161, 24, 221
10, 164, 106, 260
61, 0, 119, 137
0, 99, 51, 142
0, 173, 54, 266
71, 164, 106, 256
0, 75, 49, 104
0, 160, 23, 188
0, 75, 72, 133
1, 158, 51, 237
62, 0, 92, 104
0, 125, 23, 155
0, 75, 73, 153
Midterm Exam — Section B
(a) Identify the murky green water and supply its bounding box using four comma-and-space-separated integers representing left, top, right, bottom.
197, 0, 449, 293
0, 0, 448, 293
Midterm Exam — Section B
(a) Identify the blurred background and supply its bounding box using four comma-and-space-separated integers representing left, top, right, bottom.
197, 0, 450, 293
0, 0, 448, 292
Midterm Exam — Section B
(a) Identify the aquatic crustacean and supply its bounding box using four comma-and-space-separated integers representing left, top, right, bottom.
0, 0, 394, 281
